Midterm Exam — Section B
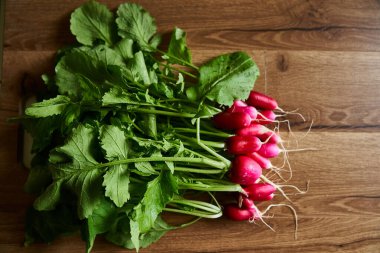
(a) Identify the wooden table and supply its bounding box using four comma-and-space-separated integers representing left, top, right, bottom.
1, 1, 380, 252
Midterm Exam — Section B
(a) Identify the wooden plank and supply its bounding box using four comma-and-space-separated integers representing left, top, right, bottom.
0, 51, 55, 111
4, 0, 380, 51
0, 130, 379, 208
4, 49, 380, 131
0, 129, 379, 252
191, 50, 380, 130
0, 215, 379, 253
263, 50, 380, 130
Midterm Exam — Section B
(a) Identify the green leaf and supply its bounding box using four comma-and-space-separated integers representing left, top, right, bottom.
116, 3, 157, 50
102, 165, 130, 208
25, 203, 80, 245
24, 165, 52, 194
55, 46, 125, 97
197, 51, 259, 106
33, 180, 63, 211
141, 109, 157, 138
151, 82, 174, 99
100, 125, 131, 207
115, 38, 134, 60
25, 95, 70, 118
100, 125, 129, 160
106, 215, 170, 250
129, 220, 140, 251
54, 125, 98, 168
131, 171, 178, 234
126, 51, 152, 85
21, 116, 61, 153
82, 198, 118, 253
70, 0, 116, 46
167, 27, 192, 65
138, 216, 171, 248
51, 124, 103, 219
194, 104, 222, 118
134, 162, 156, 176
102, 88, 139, 106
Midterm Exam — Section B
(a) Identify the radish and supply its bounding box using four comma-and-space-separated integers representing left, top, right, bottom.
224, 204, 258, 221
226, 135, 262, 155
213, 111, 251, 130
247, 91, 278, 110
241, 195, 255, 209
255, 110, 276, 124
236, 123, 271, 136
227, 100, 257, 120
232, 100, 248, 107
257, 143, 281, 158
230, 156, 262, 185
244, 183, 276, 201
257, 131, 282, 144
248, 152, 272, 169
225, 196, 261, 221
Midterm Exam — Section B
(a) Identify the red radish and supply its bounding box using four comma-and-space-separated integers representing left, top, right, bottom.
227, 101, 257, 120
213, 111, 251, 130
244, 183, 276, 201
258, 143, 281, 158
226, 135, 262, 155
231, 100, 247, 107
257, 131, 282, 144
224, 204, 255, 221
230, 156, 262, 185
248, 152, 272, 169
241, 195, 255, 209
247, 91, 278, 110
256, 110, 276, 124
236, 123, 271, 136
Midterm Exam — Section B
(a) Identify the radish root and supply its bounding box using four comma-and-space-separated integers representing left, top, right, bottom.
261, 203, 299, 239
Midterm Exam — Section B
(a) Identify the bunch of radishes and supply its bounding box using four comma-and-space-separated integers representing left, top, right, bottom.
213, 91, 284, 222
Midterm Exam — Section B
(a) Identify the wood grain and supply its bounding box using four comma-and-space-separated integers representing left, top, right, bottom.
3, 50, 380, 131
0, 132, 379, 252
1, 0, 380, 252
4, 0, 380, 51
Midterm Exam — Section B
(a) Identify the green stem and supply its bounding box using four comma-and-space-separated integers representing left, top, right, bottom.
196, 118, 231, 166
159, 98, 197, 105
130, 121, 145, 135
158, 62, 197, 79
179, 182, 244, 193
174, 127, 232, 138
156, 48, 199, 71
183, 147, 213, 160
153, 217, 202, 231
163, 207, 222, 219
170, 166, 223, 174
129, 177, 146, 184
170, 199, 221, 213
132, 137, 212, 160
128, 107, 196, 118
175, 133, 225, 149
158, 74, 178, 82
96, 156, 226, 170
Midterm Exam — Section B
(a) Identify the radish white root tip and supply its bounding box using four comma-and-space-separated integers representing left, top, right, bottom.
261, 204, 299, 240
249, 205, 276, 232
260, 175, 293, 203
278, 180, 310, 195
276, 108, 306, 122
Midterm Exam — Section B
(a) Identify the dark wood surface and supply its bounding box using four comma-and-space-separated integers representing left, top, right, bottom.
1, 1, 380, 252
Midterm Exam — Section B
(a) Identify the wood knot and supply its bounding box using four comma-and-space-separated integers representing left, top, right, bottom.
329, 111, 347, 121
277, 54, 289, 72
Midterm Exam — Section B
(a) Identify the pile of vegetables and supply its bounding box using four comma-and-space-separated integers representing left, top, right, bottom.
18, 1, 304, 252
214, 92, 284, 221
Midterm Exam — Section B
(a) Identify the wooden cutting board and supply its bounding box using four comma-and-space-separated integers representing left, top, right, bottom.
1, 1, 380, 252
